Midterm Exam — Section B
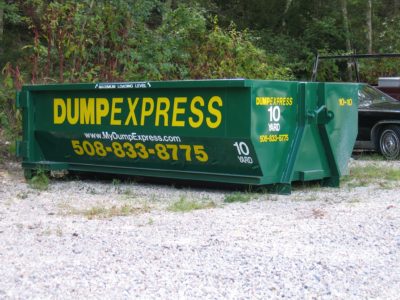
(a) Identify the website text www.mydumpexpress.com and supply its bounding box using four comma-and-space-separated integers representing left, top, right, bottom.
83, 131, 182, 143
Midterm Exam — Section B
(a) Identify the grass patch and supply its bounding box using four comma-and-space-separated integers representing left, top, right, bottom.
16, 192, 29, 199
39, 226, 63, 236
342, 164, 400, 188
345, 165, 400, 181
168, 196, 216, 212
346, 179, 370, 188
60, 203, 151, 220
353, 152, 385, 161
29, 169, 50, 191
223, 192, 254, 203
83, 203, 150, 219
112, 178, 121, 186
378, 181, 396, 189
349, 198, 361, 203
303, 193, 319, 201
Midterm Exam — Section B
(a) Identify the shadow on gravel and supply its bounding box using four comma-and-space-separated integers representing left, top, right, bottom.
56, 170, 263, 193
52, 170, 328, 195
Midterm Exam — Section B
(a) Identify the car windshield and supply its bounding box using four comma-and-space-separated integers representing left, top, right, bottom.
358, 85, 398, 108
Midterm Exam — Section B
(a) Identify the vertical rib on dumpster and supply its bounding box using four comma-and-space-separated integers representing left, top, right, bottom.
277, 82, 306, 194
316, 83, 340, 187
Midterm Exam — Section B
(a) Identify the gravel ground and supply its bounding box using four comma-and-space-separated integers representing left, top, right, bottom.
0, 158, 399, 299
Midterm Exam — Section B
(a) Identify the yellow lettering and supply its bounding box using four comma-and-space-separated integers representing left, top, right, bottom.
172, 97, 187, 127
53, 98, 66, 124
110, 97, 123, 125
140, 97, 155, 126
80, 98, 95, 125
155, 97, 170, 126
96, 98, 109, 125
189, 96, 204, 128
125, 97, 139, 126
67, 98, 79, 125
206, 96, 223, 129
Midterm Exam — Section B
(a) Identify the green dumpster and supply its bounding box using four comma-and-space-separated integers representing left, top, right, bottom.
16, 79, 361, 194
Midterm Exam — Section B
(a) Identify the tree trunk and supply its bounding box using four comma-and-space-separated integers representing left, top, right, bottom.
282, 0, 293, 28
0, 0, 4, 57
395, 0, 400, 14
341, 0, 352, 80
366, 0, 373, 53
341, 0, 351, 52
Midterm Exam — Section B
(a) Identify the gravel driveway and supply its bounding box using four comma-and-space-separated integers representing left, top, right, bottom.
0, 158, 399, 299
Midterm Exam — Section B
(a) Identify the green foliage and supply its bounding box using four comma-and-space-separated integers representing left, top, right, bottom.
2, 0, 400, 162
83, 204, 150, 220
29, 169, 50, 191
342, 164, 400, 189
1, 1, 23, 25
0, 63, 22, 159
1, 0, 400, 85
168, 196, 216, 212
359, 59, 400, 84
2, 2, 291, 84
187, 23, 293, 80
223, 192, 253, 203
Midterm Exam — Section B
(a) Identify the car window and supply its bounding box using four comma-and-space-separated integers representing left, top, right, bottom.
358, 85, 398, 108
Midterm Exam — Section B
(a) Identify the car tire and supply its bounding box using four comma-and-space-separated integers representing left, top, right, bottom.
379, 125, 400, 160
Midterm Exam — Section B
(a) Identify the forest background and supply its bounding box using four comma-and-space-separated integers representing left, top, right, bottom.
1, 0, 400, 158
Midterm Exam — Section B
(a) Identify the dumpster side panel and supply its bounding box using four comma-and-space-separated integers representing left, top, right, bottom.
251, 80, 300, 184
324, 83, 359, 175
293, 82, 360, 183
19, 81, 265, 183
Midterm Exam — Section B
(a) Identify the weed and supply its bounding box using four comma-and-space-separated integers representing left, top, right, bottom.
112, 178, 121, 186
29, 169, 49, 191
40, 228, 53, 236
59, 202, 151, 219
304, 194, 318, 201
38, 226, 63, 236
168, 196, 216, 212
86, 187, 97, 195
349, 198, 360, 203
56, 226, 63, 237
122, 189, 138, 201
83, 203, 150, 219
123, 189, 132, 196
354, 165, 400, 181
148, 218, 154, 225
146, 194, 158, 202
343, 165, 400, 188
110, 178, 123, 194
223, 192, 253, 203
85, 206, 106, 219
346, 179, 370, 188
295, 181, 323, 191
16, 192, 28, 199
378, 181, 394, 189
354, 153, 385, 161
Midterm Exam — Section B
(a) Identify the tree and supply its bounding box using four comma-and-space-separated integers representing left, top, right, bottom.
366, 0, 372, 53
0, 0, 4, 57
282, 0, 293, 28
341, 0, 352, 52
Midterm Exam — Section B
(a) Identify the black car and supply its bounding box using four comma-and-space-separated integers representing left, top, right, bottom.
356, 84, 400, 159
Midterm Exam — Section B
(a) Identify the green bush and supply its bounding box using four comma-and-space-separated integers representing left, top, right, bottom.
0, 1, 293, 161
